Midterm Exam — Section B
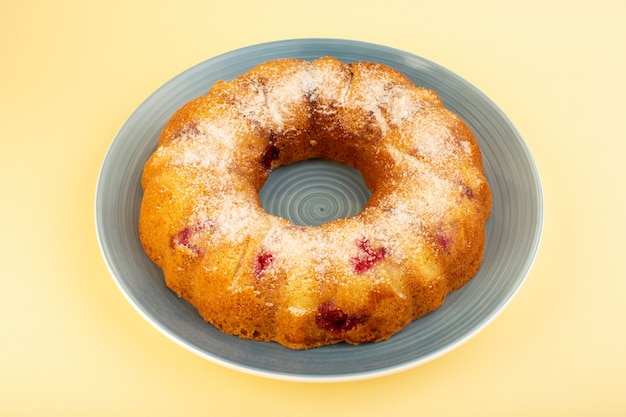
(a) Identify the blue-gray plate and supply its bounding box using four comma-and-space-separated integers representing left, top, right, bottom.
95, 39, 543, 382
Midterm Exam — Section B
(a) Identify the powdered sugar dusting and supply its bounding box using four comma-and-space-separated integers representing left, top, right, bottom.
191, 190, 267, 247
343, 65, 426, 136
215, 199, 265, 244
237, 65, 317, 132
163, 66, 455, 275
267, 67, 316, 128
388, 92, 420, 126
160, 115, 257, 174
145, 57, 488, 323
287, 306, 309, 316
345, 70, 393, 135
382, 147, 457, 226
153, 58, 473, 258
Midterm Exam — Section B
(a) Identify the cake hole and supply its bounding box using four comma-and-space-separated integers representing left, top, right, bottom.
259, 159, 372, 226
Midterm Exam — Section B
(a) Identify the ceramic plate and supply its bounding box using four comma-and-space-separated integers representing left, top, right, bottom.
95, 39, 543, 382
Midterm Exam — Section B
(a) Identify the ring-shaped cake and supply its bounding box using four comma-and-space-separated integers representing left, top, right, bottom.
139, 57, 492, 349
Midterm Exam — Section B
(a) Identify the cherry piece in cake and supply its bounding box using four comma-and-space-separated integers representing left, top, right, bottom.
170, 221, 212, 256
435, 224, 455, 253
261, 143, 279, 170
351, 237, 386, 274
315, 302, 368, 333
254, 251, 275, 279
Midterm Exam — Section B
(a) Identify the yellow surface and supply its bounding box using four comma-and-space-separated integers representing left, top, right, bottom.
2, 0, 625, 415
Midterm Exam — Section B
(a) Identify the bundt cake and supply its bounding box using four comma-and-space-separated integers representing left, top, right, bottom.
138, 57, 492, 349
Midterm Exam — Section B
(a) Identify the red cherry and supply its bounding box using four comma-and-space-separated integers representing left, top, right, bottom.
261, 143, 279, 170
315, 302, 368, 333
351, 237, 386, 274
254, 251, 275, 279
435, 224, 455, 253
170, 221, 212, 256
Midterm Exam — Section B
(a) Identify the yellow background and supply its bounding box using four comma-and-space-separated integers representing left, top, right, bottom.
2, 0, 625, 415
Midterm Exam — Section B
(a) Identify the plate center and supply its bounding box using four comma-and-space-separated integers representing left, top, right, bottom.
259, 159, 372, 226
